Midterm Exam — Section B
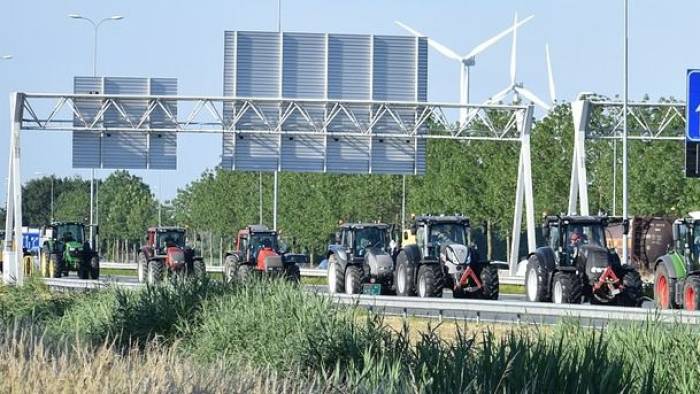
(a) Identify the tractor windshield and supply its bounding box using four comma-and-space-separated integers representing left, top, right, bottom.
157, 230, 186, 249
353, 227, 387, 256
250, 232, 279, 255
55, 224, 84, 244
692, 223, 700, 258
565, 223, 605, 248
429, 223, 467, 247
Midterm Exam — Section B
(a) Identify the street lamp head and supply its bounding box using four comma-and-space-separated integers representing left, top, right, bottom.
68, 14, 83, 19
110, 16, 124, 20
1, 55, 12, 60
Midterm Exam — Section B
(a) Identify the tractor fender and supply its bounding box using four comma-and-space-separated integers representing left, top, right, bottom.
655, 255, 681, 279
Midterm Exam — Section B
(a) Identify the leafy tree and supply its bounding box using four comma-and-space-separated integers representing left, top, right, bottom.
22, 176, 90, 226
98, 171, 157, 244
53, 188, 90, 223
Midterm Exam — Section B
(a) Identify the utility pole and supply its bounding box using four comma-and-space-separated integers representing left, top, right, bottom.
622, 0, 629, 264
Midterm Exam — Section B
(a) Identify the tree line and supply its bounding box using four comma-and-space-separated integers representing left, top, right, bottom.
8, 102, 700, 263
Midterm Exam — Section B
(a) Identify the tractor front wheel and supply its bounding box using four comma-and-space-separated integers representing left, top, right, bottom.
654, 264, 676, 309
526, 256, 550, 302
223, 255, 237, 282
552, 271, 582, 304
147, 260, 164, 285
285, 264, 301, 283
417, 264, 443, 298
137, 254, 147, 283
327, 257, 344, 294
395, 254, 416, 296
479, 265, 500, 300
78, 259, 90, 280
237, 264, 252, 281
345, 265, 362, 295
617, 268, 643, 307
683, 275, 700, 311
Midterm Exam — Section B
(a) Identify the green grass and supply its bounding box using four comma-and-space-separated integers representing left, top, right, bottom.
0, 278, 698, 393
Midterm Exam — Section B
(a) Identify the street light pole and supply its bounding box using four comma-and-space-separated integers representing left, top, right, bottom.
622, 0, 630, 264
69, 14, 124, 247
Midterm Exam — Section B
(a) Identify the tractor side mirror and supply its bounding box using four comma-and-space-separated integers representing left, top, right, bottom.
622, 219, 630, 236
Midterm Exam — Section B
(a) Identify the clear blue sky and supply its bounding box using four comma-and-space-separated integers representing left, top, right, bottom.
0, 0, 697, 204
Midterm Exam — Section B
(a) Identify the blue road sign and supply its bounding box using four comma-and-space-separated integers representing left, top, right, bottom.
687, 70, 700, 141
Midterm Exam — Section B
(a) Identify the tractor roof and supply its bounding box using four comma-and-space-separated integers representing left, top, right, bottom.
414, 215, 470, 226
339, 223, 390, 230
545, 215, 607, 225
51, 221, 84, 226
148, 226, 185, 232
687, 212, 700, 221
239, 224, 276, 235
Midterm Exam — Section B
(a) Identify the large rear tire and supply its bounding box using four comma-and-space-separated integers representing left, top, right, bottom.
617, 267, 643, 307
395, 253, 416, 296
525, 256, 550, 302
345, 265, 362, 295
147, 260, 164, 285
237, 264, 252, 282
416, 264, 443, 298
654, 263, 676, 309
48, 254, 61, 279
40, 252, 49, 277
137, 254, 147, 283
479, 264, 500, 300
78, 259, 89, 280
90, 256, 100, 280
327, 256, 344, 294
683, 275, 700, 311
551, 271, 582, 304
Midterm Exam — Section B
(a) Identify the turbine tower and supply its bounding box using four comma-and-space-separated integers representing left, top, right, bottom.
395, 14, 534, 124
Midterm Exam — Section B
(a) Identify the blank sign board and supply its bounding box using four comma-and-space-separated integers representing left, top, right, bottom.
222, 31, 428, 175
72, 76, 178, 170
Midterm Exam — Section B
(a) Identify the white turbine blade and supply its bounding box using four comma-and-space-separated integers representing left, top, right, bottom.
394, 21, 461, 61
545, 43, 557, 103
510, 13, 518, 85
486, 85, 512, 104
515, 86, 551, 111
463, 15, 534, 60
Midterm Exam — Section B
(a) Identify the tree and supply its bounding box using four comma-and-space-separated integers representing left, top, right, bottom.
22, 176, 90, 226
53, 188, 90, 223
98, 171, 157, 244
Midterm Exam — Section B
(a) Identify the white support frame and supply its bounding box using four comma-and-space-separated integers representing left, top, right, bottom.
568, 96, 686, 215
3, 92, 537, 283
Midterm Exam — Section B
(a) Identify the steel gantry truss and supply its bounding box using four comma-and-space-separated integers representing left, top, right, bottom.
568, 96, 686, 215
3, 92, 536, 283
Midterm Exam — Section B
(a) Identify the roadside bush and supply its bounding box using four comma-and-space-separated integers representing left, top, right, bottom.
0, 278, 76, 326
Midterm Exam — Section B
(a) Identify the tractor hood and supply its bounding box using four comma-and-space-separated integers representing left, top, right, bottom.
257, 247, 283, 271
440, 244, 471, 266
576, 244, 613, 279
166, 247, 186, 270
365, 248, 393, 279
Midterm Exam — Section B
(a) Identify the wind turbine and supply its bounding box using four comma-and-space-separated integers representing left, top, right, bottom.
485, 14, 555, 111
395, 14, 534, 124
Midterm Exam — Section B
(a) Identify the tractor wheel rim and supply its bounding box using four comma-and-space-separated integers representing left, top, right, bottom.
397, 265, 406, 294
527, 268, 538, 302
328, 263, 336, 293
345, 271, 354, 295
657, 274, 669, 308
418, 274, 426, 297
685, 286, 697, 311
553, 280, 563, 304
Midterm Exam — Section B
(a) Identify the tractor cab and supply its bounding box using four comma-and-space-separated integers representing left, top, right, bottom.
409, 215, 471, 260
542, 215, 610, 266
147, 227, 186, 256
670, 212, 700, 275
39, 222, 99, 280
224, 224, 300, 282
237, 225, 281, 264
334, 223, 392, 261
44, 222, 86, 246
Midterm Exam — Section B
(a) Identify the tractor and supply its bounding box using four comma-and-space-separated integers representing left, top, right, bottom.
38, 222, 99, 279
653, 212, 700, 310
223, 224, 303, 282
394, 215, 499, 299
137, 226, 206, 284
525, 215, 643, 306
326, 222, 397, 295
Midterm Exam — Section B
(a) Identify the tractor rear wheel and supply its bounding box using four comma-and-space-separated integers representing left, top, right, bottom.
192, 259, 206, 279
479, 264, 500, 300
417, 264, 443, 298
395, 253, 416, 296
327, 256, 344, 294
552, 271, 582, 304
345, 265, 362, 295
654, 263, 676, 309
526, 256, 550, 302
285, 264, 300, 283
48, 254, 61, 278
137, 254, 147, 283
147, 260, 164, 285
40, 253, 49, 277
90, 256, 100, 280
683, 275, 700, 311
617, 267, 643, 307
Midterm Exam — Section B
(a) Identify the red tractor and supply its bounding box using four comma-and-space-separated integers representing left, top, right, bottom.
223, 224, 303, 282
137, 226, 206, 284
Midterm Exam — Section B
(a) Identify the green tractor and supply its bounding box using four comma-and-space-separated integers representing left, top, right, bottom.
654, 212, 700, 310
38, 222, 99, 279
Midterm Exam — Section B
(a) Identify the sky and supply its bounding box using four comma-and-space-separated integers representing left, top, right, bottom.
0, 0, 698, 204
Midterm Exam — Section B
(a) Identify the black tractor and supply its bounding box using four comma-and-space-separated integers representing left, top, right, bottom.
525, 215, 643, 306
327, 222, 396, 295
394, 215, 499, 299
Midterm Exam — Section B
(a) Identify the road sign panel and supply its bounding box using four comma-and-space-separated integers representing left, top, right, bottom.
686, 70, 700, 141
